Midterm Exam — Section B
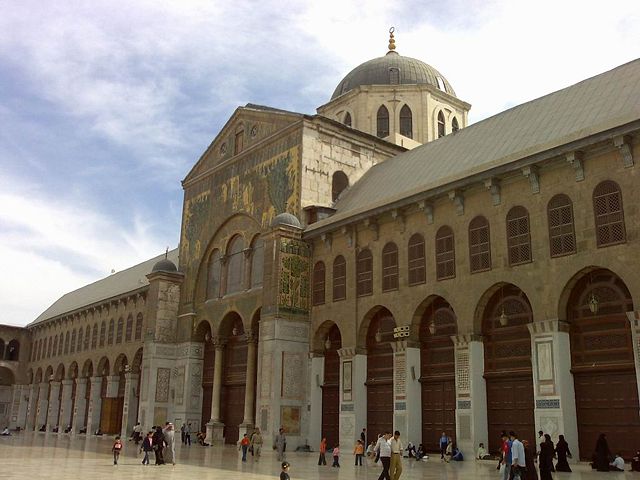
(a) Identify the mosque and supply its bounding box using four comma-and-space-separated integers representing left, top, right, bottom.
1, 29, 639, 460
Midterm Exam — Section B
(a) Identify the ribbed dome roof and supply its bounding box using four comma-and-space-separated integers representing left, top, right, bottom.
331, 51, 456, 100
151, 258, 178, 273
271, 212, 302, 229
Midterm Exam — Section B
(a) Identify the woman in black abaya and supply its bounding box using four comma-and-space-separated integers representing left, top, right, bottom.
555, 434, 572, 472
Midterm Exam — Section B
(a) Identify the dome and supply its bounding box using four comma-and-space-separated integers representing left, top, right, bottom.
331, 51, 456, 100
151, 258, 178, 273
271, 212, 302, 229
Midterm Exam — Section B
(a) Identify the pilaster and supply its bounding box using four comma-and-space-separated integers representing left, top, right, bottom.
73, 378, 88, 432
308, 353, 324, 446
337, 347, 366, 450
35, 382, 49, 430
25, 384, 38, 431
391, 340, 421, 445
85, 376, 103, 435
58, 379, 74, 431
171, 340, 205, 433
121, 372, 139, 438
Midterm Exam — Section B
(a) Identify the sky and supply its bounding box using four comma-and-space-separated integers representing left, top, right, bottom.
0, 0, 638, 327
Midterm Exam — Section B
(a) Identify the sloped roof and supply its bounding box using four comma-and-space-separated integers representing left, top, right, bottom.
30, 249, 179, 326
308, 59, 640, 234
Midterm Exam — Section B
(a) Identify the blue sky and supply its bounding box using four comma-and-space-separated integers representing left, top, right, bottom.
1, 0, 638, 326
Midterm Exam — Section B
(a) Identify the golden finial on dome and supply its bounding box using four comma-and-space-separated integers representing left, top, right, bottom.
388, 27, 396, 52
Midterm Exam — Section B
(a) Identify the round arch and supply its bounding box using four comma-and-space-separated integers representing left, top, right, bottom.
35, 368, 43, 384
356, 304, 398, 351
113, 354, 129, 375
81, 360, 93, 378
96, 357, 110, 377
54, 363, 65, 381
68, 362, 79, 379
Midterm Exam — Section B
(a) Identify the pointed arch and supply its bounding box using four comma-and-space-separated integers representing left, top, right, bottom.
376, 105, 389, 138
399, 104, 413, 138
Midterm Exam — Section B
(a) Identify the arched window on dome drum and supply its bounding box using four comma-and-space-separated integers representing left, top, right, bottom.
332, 171, 349, 202
469, 216, 491, 273
207, 249, 221, 299
452, 117, 459, 133
437, 111, 445, 138
343, 112, 352, 127
64, 331, 70, 355
226, 235, 245, 294
356, 249, 373, 297
381, 242, 399, 292
332, 255, 346, 301
135, 313, 143, 341
125, 315, 133, 342
70, 330, 76, 354
108, 319, 114, 344
250, 237, 264, 288
312, 262, 326, 306
506, 206, 532, 265
91, 324, 98, 350
377, 105, 389, 138
547, 194, 576, 257
400, 105, 413, 139
99, 321, 106, 347
408, 233, 426, 286
435, 226, 455, 280
593, 180, 626, 247
116, 317, 124, 344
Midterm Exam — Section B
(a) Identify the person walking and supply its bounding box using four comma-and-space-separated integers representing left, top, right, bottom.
163, 423, 176, 466
140, 431, 154, 465
275, 428, 287, 461
239, 433, 250, 462
251, 427, 263, 461
180, 423, 186, 444
361, 428, 367, 445
185, 423, 192, 446
152, 426, 166, 465
510, 431, 526, 480
390, 430, 404, 480
112, 436, 123, 465
332, 444, 341, 467
280, 461, 291, 480
354, 440, 364, 466
522, 440, 539, 480
500, 431, 512, 480
318, 437, 327, 465
554, 434, 572, 472
539, 434, 554, 480
132, 422, 142, 445
376, 432, 392, 480
592, 433, 611, 472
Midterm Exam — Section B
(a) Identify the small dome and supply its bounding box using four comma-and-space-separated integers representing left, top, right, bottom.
151, 258, 178, 273
331, 51, 456, 100
271, 212, 302, 229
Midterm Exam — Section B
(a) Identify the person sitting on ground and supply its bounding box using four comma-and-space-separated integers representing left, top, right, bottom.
52, 425, 59, 433
632, 451, 640, 472
610, 453, 625, 472
444, 439, 453, 463
477, 442, 491, 460
94, 428, 103, 436
366, 441, 375, 458
416, 444, 426, 461
64, 425, 72, 434
406, 442, 416, 458
452, 446, 464, 461
1, 426, 11, 436
39, 425, 46, 432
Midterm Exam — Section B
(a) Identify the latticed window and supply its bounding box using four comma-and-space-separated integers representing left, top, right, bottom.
547, 194, 576, 257
593, 180, 626, 247
437, 111, 445, 138
469, 216, 491, 273
435, 226, 455, 280
377, 105, 389, 138
506, 206, 532, 266
207, 249, 221, 299
70, 330, 76, 354
312, 262, 326, 306
344, 112, 352, 127
99, 322, 106, 347
91, 324, 98, 349
108, 319, 114, 344
381, 243, 399, 291
332, 255, 346, 301
356, 249, 373, 297
135, 314, 143, 340
226, 235, 245, 294
125, 315, 133, 342
408, 233, 426, 285
116, 318, 124, 344
400, 104, 413, 138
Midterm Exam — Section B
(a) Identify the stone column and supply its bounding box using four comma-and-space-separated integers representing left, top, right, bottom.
239, 333, 257, 435
242, 248, 253, 290
73, 378, 88, 432
121, 372, 139, 438
85, 376, 103, 435
46, 381, 62, 431
25, 384, 38, 431
528, 320, 579, 458
205, 338, 226, 444
14, 385, 29, 429
58, 379, 74, 432
452, 334, 488, 455
308, 353, 324, 446
35, 382, 50, 431
391, 340, 421, 445
338, 347, 367, 450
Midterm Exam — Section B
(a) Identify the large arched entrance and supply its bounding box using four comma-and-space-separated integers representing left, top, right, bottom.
220, 312, 247, 445
419, 296, 457, 451
482, 283, 535, 453
322, 323, 342, 447
567, 268, 639, 458
366, 307, 396, 437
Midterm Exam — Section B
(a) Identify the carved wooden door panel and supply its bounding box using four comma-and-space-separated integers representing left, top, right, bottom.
322, 330, 341, 447
366, 309, 395, 439
221, 384, 245, 444
421, 379, 455, 451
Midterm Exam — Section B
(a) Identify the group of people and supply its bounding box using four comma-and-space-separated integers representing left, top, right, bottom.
133, 422, 177, 466
591, 432, 640, 472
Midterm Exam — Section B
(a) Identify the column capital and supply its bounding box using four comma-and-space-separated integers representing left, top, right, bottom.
626, 310, 640, 329
451, 333, 483, 346
212, 336, 227, 349
61, 379, 74, 386
391, 339, 419, 352
337, 347, 362, 359
244, 331, 259, 345
90, 376, 103, 386
527, 319, 570, 335
75, 377, 88, 386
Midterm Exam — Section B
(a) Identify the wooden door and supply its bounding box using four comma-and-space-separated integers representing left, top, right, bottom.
221, 384, 245, 444
366, 309, 395, 438
421, 379, 455, 451
321, 385, 339, 447
221, 328, 247, 445
367, 382, 393, 437
100, 397, 124, 434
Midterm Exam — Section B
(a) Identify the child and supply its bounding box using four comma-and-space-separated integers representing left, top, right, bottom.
367, 440, 376, 458
444, 440, 453, 463
240, 433, 250, 462
140, 431, 153, 465
354, 440, 364, 466
280, 461, 290, 480
332, 444, 340, 467
112, 436, 123, 465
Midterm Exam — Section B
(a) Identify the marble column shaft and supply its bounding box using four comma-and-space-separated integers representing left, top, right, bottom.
36, 382, 50, 430
241, 337, 257, 425
210, 344, 224, 422
121, 373, 139, 437
73, 378, 88, 431
25, 384, 38, 431
46, 381, 62, 430
58, 380, 74, 431
85, 377, 103, 435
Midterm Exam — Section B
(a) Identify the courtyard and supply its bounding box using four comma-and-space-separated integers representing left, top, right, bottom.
0, 432, 635, 479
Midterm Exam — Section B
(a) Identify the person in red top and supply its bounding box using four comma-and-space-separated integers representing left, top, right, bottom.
112, 436, 123, 465
240, 433, 250, 462
318, 438, 327, 465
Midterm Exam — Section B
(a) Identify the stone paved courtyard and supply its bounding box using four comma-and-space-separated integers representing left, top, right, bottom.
0, 432, 636, 479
